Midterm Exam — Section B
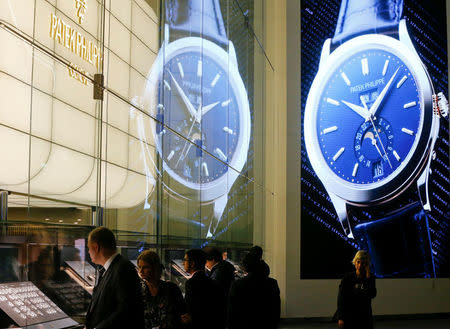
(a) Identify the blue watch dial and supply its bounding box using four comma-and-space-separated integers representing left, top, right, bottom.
157, 52, 240, 184
317, 50, 422, 184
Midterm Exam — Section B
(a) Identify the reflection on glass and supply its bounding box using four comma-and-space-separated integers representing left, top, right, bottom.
143, 0, 252, 239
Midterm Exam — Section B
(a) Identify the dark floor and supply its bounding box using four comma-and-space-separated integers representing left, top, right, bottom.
279, 318, 450, 329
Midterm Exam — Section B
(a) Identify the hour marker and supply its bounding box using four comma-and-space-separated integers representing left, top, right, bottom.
163, 80, 171, 90
341, 72, 351, 86
332, 147, 345, 161
322, 126, 338, 134
393, 150, 401, 161
211, 73, 221, 87
177, 62, 184, 78
223, 126, 233, 134
382, 60, 389, 76
167, 150, 175, 161
403, 101, 416, 109
401, 128, 414, 135
197, 60, 202, 77
327, 98, 340, 106
221, 99, 231, 107
202, 162, 209, 176
352, 163, 359, 177
397, 75, 407, 88
214, 148, 227, 162
361, 58, 369, 76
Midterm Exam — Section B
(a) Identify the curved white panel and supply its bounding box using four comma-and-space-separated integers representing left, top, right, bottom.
0, 126, 29, 185
0, 0, 159, 208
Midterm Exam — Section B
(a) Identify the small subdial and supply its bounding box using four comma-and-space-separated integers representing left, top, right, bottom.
354, 117, 394, 168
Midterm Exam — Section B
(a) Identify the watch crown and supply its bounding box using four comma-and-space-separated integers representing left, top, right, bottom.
436, 92, 449, 118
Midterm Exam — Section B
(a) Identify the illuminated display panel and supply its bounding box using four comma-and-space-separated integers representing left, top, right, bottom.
301, 0, 449, 278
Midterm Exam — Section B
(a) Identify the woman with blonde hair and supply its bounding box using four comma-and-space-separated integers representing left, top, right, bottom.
337, 250, 376, 329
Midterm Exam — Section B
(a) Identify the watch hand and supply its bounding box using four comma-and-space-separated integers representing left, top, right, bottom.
370, 138, 384, 159
199, 101, 221, 120
168, 70, 198, 118
361, 96, 393, 169
341, 100, 370, 119
176, 102, 202, 167
369, 67, 400, 117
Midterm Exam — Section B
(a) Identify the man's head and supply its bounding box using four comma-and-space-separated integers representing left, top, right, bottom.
88, 227, 117, 266
183, 249, 206, 274
242, 252, 260, 274
203, 246, 222, 270
249, 245, 263, 259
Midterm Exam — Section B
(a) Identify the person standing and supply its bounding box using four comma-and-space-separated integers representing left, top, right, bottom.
337, 250, 377, 329
228, 251, 280, 329
182, 249, 222, 329
137, 250, 186, 329
85, 227, 144, 329
204, 246, 235, 328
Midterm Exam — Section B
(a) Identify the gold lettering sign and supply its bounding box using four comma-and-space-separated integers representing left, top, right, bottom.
50, 13, 102, 69
68, 62, 89, 85
75, 0, 87, 24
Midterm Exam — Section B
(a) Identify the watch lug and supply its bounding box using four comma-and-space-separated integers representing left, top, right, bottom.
417, 146, 435, 212
417, 160, 432, 212
328, 191, 354, 239
228, 41, 238, 68
399, 19, 420, 57
206, 194, 228, 238
164, 23, 170, 45
318, 38, 331, 70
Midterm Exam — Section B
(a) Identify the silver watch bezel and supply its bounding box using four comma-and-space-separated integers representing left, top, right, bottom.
304, 33, 438, 204
144, 37, 251, 202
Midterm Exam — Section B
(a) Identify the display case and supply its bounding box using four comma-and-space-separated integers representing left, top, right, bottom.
0, 221, 252, 327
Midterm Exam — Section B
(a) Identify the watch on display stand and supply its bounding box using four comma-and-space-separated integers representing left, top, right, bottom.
143, 0, 251, 238
304, 0, 448, 277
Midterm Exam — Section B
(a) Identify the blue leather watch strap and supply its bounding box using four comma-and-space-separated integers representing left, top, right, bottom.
353, 202, 435, 278
165, 0, 228, 47
332, 0, 403, 46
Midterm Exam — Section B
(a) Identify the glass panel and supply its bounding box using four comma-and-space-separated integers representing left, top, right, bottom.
0, 0, 274, 326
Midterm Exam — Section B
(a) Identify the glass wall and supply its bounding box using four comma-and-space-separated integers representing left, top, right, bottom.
0, 0, 273, 326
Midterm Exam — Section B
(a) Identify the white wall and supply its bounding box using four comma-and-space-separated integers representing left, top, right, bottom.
264, 0, 450, 318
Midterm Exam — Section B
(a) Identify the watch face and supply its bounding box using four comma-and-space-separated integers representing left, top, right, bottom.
155, 51, 240, 185
317, 49, 421, 184
304, 34, 435, 203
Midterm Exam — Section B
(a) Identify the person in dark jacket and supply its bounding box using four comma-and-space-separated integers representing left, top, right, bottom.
204, 246, 235, 328
337, 250, 377, 329
228, 251, 280, 329
249, 245, 270, 277
182, 249, 223, 329
85, 227, 144, 329
137, 250, 186, 329
204, 247, 235, 292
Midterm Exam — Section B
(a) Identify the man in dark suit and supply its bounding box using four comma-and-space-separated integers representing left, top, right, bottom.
228, 251, 280, 329
204, 246, 235, 328
85, 227, 144, 329
181, 249, 223, 329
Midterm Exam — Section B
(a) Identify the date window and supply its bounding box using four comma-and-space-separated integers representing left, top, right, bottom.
372, 160, 384, 179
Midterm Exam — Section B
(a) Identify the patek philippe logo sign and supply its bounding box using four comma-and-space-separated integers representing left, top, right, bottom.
49, 0, 101, 85
350, 77, 384, 93
75, 0, 87, 24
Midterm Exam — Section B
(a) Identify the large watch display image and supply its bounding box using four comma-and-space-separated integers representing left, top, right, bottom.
301, 0, 449, 279
144, 0, 251, 238
315, 49, 422, 185
153, 47, 243, 186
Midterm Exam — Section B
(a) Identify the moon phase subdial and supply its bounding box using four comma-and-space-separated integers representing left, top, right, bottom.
354, 117, 394, 169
